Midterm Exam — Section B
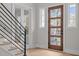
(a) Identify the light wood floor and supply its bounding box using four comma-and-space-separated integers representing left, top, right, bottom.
27, 48, 73, 56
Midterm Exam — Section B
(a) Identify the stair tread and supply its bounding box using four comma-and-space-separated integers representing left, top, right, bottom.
0, 42, 10, 45
8, 47, 18, 51
15, 50, 23, 55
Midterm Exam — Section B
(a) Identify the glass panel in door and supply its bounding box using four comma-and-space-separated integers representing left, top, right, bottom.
50, 37, 61, 46
50, 8, 61, 18
50, 28, 61, 36
50, 19, 61, 26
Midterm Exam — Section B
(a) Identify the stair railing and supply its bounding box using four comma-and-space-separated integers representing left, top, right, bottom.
0, 3, 27, 56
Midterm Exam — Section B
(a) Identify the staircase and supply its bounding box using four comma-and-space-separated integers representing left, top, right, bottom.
0, 3, 27, 56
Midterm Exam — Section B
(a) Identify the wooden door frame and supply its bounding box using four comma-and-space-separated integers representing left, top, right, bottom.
48, 5, 63, 51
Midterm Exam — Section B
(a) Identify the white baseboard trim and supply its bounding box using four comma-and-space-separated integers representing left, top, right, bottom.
64, 49, 79, 55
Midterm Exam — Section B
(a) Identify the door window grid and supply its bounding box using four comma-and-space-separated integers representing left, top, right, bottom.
50, 19, 61, 26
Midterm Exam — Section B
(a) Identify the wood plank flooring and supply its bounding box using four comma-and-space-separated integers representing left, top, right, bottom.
27, 48, 73, 56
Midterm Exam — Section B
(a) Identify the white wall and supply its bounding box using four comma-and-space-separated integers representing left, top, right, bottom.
14, 3, 36, 48
34, 3, 79, 55
64, 4, 79, 55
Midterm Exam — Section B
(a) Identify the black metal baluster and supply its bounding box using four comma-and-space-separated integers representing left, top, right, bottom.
24, 29, 26, 56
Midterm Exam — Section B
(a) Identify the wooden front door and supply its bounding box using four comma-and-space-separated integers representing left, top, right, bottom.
48, 5, 63, 50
